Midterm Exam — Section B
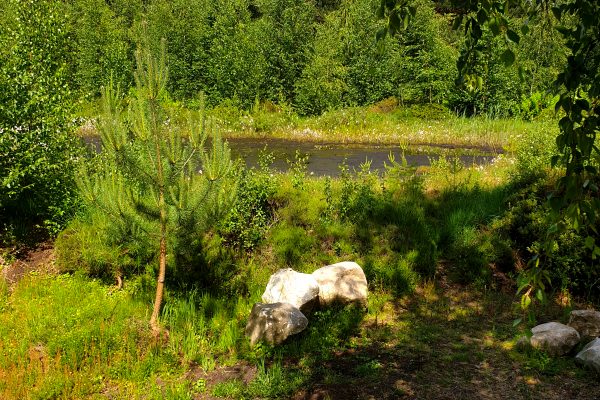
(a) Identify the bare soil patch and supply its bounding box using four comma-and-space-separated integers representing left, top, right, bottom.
1, 242, 56, 286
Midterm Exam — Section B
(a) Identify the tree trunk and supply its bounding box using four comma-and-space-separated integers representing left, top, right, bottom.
150, 98, 167, 333
150, 228, 167, 332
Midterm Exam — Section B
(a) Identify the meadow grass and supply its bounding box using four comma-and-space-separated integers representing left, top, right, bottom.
77, 99, 558, 152
209, 102, 558, 151
4, 135, 599, 399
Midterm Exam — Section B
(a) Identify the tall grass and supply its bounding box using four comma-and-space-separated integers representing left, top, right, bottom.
161, 290, 256, 369
79, 101, 558, 151
205, 101, 558, 150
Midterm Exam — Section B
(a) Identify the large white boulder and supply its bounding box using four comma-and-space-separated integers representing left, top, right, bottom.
568, 309, 600, 341
575, 337, 600, 374
245, 302, 308, 346
530, 322, 580, 356
261, 268, 320, 312
312, 261, 368, 307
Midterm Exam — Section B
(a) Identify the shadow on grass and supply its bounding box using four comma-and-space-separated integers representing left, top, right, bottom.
284, 281, 600, 400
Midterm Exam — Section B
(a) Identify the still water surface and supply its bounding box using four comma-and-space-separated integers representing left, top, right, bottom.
227, 137, 499, 176
85, 136, 500, 177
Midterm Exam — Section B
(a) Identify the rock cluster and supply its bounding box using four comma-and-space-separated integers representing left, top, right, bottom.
522, 309, 600, 374
245, 261, 368, 345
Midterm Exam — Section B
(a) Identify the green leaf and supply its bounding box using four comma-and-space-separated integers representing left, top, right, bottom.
506, 29, 520, 44
521, 294, 531, 309
585, 236, 595, 250
477, 9, 488, 25
452, 15, 463, 31
376, 3, 385, 19
520, 24, 530, 35
489, 19, 500, 36
536, 289, 544, 302
389, 11, 400, 35
512, 318, 522, 327
501, 49, 515, 67
593, 246, 600, 260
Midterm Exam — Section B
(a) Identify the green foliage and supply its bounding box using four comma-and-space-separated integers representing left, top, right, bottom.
296, 0, 456, 115
494, 176, 600, 302
0, 0, 564, 118
69, 0, 133, 97
0, 0, 82, 237
55, 207, 152, 282
220, 150, 278, 252
0, 274, 165, 399
272, 225, 317, 267
379, 0, 597, 309
548, 0, 600, 263
258, 0, 318, 103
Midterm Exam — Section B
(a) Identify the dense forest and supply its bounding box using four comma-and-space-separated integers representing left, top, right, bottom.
0, 0, 565, 114
0, 0, 599, 398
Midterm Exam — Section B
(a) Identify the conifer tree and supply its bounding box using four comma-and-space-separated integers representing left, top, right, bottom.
78, 40, 234, 331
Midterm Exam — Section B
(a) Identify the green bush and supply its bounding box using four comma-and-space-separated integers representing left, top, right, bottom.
494, 177, 600, 301
220, 152, 278, 252
55, 208, 153, 282
0, 0, 82, 238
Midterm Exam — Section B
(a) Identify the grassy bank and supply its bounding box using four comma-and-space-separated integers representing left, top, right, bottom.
77, 100, 559, 152
2, 145, 599, 399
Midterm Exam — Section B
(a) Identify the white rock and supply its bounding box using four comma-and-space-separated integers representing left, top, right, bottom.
530, 322, 580, 356
568, 309, 600, 340
245, 302, 309, 346
261, 268, 320, 312
312, 261, 368, 306
575, 337, 600, 374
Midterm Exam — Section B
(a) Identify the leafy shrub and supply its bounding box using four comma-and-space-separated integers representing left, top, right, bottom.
0, 0, 82, 238
220, 152, 278, 252
55, 209, 152, 283
494, 177, 600, 301
513, 122, 557, 179
520, 92, 559, 121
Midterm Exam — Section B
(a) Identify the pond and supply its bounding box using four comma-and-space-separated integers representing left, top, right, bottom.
84, 136, 501, 177
227, 137, 500, 176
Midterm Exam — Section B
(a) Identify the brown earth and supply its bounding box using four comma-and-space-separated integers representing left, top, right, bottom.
1, 242, 56, 286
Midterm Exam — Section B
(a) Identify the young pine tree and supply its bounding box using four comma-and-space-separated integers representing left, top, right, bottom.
78, 41, 235, 331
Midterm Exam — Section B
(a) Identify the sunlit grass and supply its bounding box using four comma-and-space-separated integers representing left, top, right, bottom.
77, 100, 559, 151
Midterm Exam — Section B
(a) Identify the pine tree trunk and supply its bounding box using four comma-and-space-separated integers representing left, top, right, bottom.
150, 98, 167, 333
150, 225, 167, 332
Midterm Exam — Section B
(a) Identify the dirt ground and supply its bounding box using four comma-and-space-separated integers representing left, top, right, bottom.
1, 242, 56, 286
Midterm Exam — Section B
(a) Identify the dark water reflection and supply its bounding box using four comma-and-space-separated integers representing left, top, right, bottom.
227, 138, 499, 176
84, 136, 500, 177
